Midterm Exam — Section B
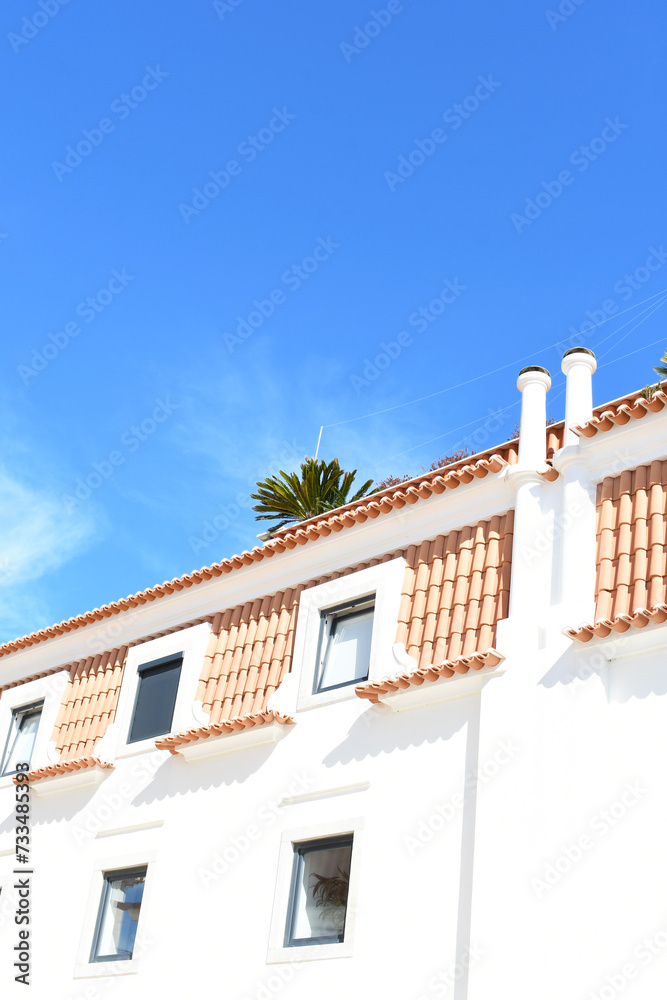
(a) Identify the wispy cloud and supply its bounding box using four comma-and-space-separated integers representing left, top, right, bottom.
0, 465, 99, 640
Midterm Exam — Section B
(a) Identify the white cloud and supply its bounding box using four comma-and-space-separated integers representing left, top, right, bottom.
0, 466, 99, 638
0, 468, 97, 587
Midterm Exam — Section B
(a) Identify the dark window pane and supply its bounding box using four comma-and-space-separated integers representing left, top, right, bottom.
91, 867, 147, 962
128, 657, 182, 743
285, 836, 353, 947
1, 703, 43, 776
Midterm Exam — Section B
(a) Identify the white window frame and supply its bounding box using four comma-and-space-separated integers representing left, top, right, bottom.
314, 596, 375, 695
266, 816, 364, 964
113, 622, 211, 757
0, 671, 68, 788
73, 849, 157, 979
291, 558, 405, 710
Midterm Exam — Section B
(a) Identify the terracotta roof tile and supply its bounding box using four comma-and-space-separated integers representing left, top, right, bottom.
356, 513, 513, 702
572, 384, 667, 439
51, 646, 128, 761
0, 666, 67, 695
567, 462, 667, 641
18, 755, 115, 784
155, 711, 295, 754
356, 649, 504, 703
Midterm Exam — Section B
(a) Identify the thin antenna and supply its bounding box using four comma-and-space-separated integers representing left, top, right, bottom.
314, 425, 323, 460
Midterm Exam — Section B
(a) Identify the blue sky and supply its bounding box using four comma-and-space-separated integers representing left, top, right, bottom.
1, 0, 665, 642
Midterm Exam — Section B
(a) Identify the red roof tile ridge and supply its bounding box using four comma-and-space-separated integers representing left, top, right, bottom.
355, 648, 504, 702
19, 755, 115, 783
573, 383, 667, 439
0, 453, 514, 660
155, 710, 295, 754
270, 452, 511, 540
0, 664, 68, 694
565, 602, 667, 642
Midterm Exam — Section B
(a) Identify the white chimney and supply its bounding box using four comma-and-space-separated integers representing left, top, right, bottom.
516, 366, 551, 468
561, 348, 596, 447
555, 347, 598, 625
504, 365, 552, 636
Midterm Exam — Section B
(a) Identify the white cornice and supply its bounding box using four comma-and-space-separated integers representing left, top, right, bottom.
30, 764, 112, 796
569, 619, 667, 661
171, 719, 293, 760
578, 407, 667, 481
372, 664, 505, 711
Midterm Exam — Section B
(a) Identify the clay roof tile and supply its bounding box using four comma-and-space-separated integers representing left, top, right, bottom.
568, 461, 667, 642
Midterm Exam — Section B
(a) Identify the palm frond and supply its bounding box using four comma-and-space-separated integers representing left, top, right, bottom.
251, 458, 375, 532
653, 348, 667, 379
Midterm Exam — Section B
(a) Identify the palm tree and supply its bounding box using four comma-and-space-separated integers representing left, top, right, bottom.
654, 349, 667, 379
251, 458, 374, 533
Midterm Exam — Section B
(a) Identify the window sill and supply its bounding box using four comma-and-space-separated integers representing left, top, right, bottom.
267, 940, 353, 964
156, 713, 295, 761
24, 757, 115, 797
297, 683, 369, 712
568, 615, 667, 660
73, 958, 140, 979
355, 644, 505, 711
115, 737, 170, 759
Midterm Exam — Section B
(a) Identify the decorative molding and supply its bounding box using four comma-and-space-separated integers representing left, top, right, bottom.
25, 757, 114, 796
156, 713, 295, 761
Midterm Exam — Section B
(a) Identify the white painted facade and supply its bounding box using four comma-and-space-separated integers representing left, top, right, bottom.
1, 352, 666, 999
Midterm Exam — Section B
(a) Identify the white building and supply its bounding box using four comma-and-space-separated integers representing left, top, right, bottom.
1, 348, 667, 999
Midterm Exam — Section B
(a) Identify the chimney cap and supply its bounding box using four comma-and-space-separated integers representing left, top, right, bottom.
518, 365, 551, 377
562, 347, 596, 359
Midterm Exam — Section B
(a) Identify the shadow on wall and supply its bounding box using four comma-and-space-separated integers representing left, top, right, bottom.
540, 643, 667, 702
606, 654, 667, 702
0, 739, 278, 837
131, 740, 277, 807
323, 694, 472, 767
0, 780, 104, 836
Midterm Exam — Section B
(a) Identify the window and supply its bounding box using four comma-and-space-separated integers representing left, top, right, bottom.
74, 852, 156, 977
267, 820, 363, 963
127, 655, 182, 744
314, 598, 374, 694
281, 558, 405, 713
90, 867, 147, 963
0, 702, 43, 776
0, 673, 67, 785
284, 836, 353, 948
113, 622, 212, 757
